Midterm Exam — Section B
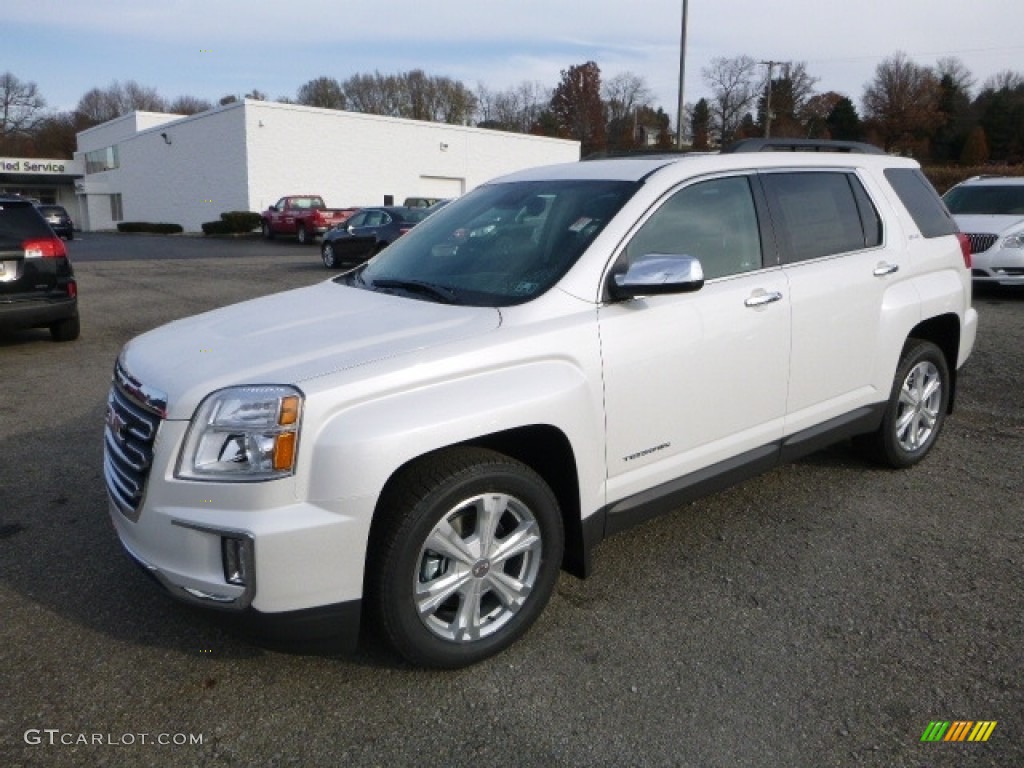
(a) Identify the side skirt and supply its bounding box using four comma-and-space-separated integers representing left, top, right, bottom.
586, 403, 886, 552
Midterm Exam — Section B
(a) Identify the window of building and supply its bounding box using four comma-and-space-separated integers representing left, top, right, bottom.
85, 146, 119, 174
110, 193, 123, 221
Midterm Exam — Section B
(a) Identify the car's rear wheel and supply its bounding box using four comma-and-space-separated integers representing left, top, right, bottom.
322, 242, 339, 269
297, 225, 310, 245
50, 315, 80, 342
855, 339, 949, 468
368, 447, 563, 668
261, 221, 274, 240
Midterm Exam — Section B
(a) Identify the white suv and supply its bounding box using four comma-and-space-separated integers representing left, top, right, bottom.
104, 139, 978, 667
943, 175, 1024, 286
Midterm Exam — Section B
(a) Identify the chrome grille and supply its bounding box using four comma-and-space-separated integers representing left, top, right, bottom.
965, 233, 998, 254
103, 362, 166, 521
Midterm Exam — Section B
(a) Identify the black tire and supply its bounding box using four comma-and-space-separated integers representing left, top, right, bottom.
49, 314, 80, 342
261, 221, 274, 240
297, 225, 310, 245
322, 242, 339, 269
367, 447, 564, 668
854, 339, 950, 468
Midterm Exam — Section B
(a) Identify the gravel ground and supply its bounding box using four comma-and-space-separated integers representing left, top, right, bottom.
0, 234, 1021, 767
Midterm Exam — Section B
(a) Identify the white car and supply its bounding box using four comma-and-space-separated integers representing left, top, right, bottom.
104, 139, 978, 668
943, 175, 1024, 286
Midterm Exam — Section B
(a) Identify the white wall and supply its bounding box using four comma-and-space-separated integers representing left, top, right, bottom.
117, 104, 249, 230
76, 101, 579, 232
245, 101, 579, 214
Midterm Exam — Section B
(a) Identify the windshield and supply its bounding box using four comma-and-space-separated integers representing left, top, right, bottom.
339, 179, 638, 306
943, 184, 1024, 215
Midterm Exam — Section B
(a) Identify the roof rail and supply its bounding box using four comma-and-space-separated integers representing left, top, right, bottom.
722, 138, 885, 155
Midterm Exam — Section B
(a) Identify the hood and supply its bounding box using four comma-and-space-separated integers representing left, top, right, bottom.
953, 214, 1024, 236
119, 279, 501, 419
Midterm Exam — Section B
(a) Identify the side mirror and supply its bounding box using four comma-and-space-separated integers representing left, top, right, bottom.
607, 254, 705, 301
269, 205, 278, 212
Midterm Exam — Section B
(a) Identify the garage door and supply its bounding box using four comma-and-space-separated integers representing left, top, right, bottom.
418, 176, 465, 199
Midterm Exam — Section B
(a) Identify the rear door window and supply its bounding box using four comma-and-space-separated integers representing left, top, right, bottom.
760, 172, 881, 264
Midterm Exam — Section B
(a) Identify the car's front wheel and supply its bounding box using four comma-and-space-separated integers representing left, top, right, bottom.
855, 339, 950, 468
368, 447, 564, 668
261, 221, 274, 240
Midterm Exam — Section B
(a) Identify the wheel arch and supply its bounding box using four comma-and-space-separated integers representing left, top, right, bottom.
907, 312, 961, 412
367, 425, 588, 583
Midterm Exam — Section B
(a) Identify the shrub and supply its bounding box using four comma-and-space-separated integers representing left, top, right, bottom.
219, 211, 261, 232
116, 222, 183, 234
201, 220, 234, 235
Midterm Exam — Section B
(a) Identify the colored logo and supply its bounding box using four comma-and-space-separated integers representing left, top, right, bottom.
920, 721, 997, 742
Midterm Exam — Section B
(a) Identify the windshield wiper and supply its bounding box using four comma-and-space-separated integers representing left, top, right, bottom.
371, 278, 459, 304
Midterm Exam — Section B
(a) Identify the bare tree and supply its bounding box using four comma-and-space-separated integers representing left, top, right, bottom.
602, 72, 653, 124
296, 77, 346, 110
935, 57, 976, 99
982, 69, 1024, 93
0, 72, 46, 148
862, 52, 941, 151
167, 95, 213, 115
702, 55, 759, 142
476, 81, 549, 133
75, 80, 166, 126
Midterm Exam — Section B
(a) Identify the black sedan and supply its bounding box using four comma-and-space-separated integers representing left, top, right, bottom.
321, 206, 429, 268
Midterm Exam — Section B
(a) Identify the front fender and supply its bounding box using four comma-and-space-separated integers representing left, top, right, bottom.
301, 358, 606, 514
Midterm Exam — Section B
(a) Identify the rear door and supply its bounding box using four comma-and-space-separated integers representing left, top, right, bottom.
759, 170, 898, 434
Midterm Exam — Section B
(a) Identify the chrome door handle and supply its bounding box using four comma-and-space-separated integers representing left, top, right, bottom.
873, 263, 899, 276
744, 291, 783, 308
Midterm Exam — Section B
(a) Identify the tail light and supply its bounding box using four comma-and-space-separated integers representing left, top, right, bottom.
67, 280, 78, 298
956, 233, 972, 269
23, 236, 67, 259
398, 226, 413, 236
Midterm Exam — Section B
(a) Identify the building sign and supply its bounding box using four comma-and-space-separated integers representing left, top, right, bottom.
0, 157, 83, 176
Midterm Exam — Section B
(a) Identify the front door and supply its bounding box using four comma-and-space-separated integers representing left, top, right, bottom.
599, 174, 791, 509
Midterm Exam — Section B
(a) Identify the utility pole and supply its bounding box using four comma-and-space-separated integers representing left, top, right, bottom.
761, 60, 777, 138
675, 0, 689, 148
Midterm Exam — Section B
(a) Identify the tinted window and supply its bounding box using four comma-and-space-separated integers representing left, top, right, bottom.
623, 176, 763, 280
0, 201, 52, 242
762, 172, 876, 263
884, 168, 956, 238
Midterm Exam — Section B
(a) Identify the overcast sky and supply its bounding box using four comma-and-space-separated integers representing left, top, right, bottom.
5, 0, 1023, 123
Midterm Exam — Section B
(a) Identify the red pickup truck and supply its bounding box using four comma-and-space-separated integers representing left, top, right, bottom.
260, 196, 356, 244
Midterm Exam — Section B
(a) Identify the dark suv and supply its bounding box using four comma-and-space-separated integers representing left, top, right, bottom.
0, 196, 80, 341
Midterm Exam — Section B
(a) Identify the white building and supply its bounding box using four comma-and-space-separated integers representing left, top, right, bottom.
74, 100, 580, 233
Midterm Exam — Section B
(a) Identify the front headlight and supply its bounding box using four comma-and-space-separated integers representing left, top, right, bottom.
1001, 232, 1024, 249
176, 385, 303, 481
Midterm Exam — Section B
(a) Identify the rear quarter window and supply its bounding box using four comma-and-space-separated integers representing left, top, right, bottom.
883, 168, 957, 238
0, 202, 52, 242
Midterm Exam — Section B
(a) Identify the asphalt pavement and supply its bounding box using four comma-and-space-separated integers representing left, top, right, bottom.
0, 233, 1020, 767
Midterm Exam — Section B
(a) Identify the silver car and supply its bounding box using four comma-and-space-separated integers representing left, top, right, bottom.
943, 176, 1024, 286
